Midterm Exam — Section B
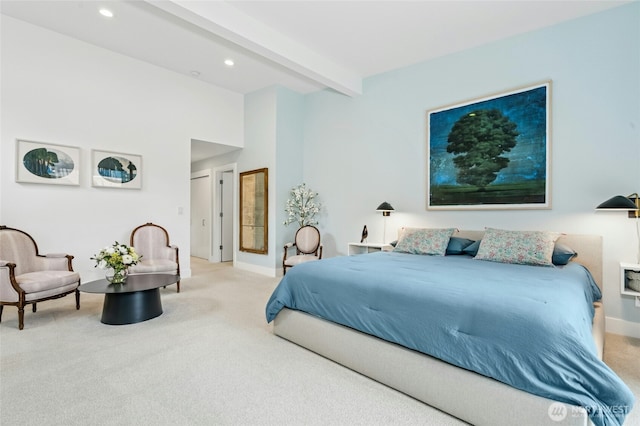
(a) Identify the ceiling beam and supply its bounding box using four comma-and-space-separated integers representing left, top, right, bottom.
148, 0, 362, 96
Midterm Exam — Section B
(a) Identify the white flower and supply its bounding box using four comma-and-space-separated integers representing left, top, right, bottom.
91, 241, 141, 271
284, 183, 321, 227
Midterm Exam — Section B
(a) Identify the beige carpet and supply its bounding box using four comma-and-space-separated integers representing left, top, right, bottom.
0, 258, 638, 425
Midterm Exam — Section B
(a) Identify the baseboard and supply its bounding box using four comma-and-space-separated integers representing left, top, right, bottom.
606, 316, 640, 339
234, 261, 276, 277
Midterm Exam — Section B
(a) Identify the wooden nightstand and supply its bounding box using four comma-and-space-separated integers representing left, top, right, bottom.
348, 242, 393, 256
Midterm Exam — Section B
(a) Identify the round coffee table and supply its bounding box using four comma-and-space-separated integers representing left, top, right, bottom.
79, 274, 180, 325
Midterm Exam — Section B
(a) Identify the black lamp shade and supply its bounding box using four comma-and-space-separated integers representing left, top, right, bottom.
596, 195, 639, 210
376, 202, 394, 216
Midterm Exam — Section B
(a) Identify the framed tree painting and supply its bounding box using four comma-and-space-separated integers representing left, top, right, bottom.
16, 139, 80, 186
427, 81, 551, 210
91, 150, 142, 189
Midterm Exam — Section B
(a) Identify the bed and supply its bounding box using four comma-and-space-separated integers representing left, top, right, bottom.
265, 229, 635, 426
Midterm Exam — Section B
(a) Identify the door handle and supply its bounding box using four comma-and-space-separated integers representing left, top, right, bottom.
202, 219, 205, 226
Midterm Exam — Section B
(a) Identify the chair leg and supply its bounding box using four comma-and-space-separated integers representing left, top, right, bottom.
0, 305, 3, 322
75, 289, 80, 309
18, 307, 24, 330
32, 303, 37, 313
176, 280, 180, 293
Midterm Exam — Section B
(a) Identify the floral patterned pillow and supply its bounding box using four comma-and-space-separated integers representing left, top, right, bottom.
474, 228, 560, 266
393, 228, 456, 256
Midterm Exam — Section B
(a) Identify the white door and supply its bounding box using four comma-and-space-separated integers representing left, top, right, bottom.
220, 171, 234, 262
190, 174, 211, 259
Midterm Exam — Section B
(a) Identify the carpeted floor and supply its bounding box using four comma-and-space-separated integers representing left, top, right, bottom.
0, 258, 638, 425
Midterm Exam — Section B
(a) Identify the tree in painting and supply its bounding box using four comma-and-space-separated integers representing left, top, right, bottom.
446, 109, 519, 190
23, 148, 62, 178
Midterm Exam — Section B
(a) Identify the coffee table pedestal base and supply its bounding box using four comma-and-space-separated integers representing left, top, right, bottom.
101, 288, 163, 325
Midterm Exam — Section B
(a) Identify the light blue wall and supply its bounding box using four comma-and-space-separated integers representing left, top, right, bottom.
300, 3, 640, 327
275, 87, 305, 253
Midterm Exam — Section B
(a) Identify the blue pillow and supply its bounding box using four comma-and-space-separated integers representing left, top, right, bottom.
446, 237, 475, 255
552, 243, 577, 265
463, 240, 481, 256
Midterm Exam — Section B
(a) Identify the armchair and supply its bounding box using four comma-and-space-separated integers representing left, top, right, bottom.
0, 226, 80, 330
283, 225, 323, 275
128, 223, 180, 292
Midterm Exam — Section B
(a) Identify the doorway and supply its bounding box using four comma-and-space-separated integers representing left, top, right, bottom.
190, 170, 211, 260
213, 164, 236, 263
220, 171, 234, 262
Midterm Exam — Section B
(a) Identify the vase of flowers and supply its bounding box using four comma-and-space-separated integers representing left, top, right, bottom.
91, 242, 140, 284
283, 183, 321, 227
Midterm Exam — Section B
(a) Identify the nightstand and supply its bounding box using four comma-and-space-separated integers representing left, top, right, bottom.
348, 242, 393, 256
620, 262, 640, 296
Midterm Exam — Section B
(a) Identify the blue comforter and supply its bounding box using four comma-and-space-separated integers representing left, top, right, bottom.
266, 252, 634, 426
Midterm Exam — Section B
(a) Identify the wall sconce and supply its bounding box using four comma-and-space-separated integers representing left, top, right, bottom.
376, 202, 394, 243
596, 193, 639, 218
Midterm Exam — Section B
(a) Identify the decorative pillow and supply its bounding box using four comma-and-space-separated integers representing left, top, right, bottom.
393, 228, 456, 256
463, 240, 481, 256
474, 228, 560, 266
552, 243, 577, 265
446, 237, 475, 255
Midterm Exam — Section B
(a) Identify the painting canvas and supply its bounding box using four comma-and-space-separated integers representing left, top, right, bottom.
92, 150, 142, 189
427, 81, 551, 210
16, 139, 80, 186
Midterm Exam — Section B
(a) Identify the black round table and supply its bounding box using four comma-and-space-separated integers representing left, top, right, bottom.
79, 274, 180, 325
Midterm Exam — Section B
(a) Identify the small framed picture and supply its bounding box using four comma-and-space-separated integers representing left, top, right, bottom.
91, 150, 142, 189
16, 139, 80, 186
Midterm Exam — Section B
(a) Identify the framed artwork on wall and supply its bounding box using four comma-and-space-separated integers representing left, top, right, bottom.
427, 81, 551, 210
91, 150, 142, 189
15, 139, 80, 186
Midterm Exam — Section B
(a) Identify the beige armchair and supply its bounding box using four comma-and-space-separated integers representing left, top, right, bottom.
0, 226, 80, 330
128, 223, 180, 292
283, 225, 323, 275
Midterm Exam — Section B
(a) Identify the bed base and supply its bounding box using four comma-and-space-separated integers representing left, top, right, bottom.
275, 307, 603, 425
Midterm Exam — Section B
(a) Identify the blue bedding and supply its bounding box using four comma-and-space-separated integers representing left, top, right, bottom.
266, 252, 634, 426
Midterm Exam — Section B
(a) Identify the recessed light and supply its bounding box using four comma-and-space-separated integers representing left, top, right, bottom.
99, 8, 114, 18
190, 70, 201, 77
224, 59, 234, 67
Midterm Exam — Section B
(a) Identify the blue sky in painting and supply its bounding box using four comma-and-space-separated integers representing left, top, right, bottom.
429, 85, 547, 186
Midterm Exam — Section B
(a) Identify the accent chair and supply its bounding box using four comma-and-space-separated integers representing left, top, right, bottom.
0, 225, 80, 330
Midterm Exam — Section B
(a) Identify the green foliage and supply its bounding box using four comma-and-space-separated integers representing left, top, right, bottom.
23, 148, 60, 178
446, 109, 519, 188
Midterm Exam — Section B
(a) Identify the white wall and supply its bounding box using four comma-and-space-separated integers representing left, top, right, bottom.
1, 16, 244, 280
301, 4, 640, 333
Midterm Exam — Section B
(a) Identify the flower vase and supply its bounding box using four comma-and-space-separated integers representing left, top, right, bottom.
106, 268, 128, 284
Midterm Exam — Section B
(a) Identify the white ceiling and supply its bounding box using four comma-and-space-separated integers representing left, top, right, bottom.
1, 0, 630, 160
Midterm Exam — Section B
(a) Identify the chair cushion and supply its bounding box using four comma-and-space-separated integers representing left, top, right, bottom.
284, 255, 320, 267
17, 271, 80, 293
129, 260, 177, 274
25, 282, 79, 302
